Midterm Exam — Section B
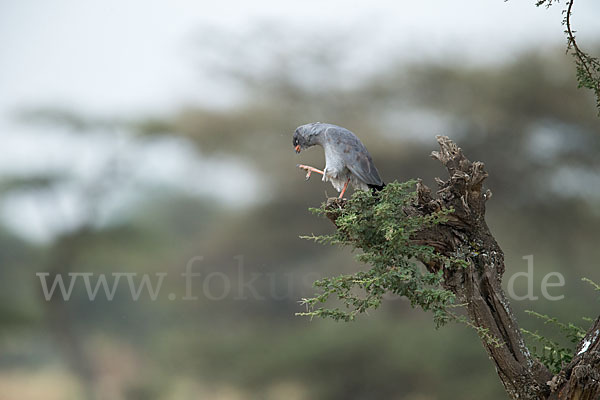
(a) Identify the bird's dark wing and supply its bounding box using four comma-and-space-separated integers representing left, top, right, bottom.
345, 151, 384, 187
325, 127, 383, 186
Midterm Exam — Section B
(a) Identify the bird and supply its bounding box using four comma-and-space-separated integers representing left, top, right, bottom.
293, 122, 384, 198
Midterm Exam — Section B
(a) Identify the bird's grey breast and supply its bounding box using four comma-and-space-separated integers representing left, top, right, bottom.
324, 144, 345, 172
322, 130, 350, 177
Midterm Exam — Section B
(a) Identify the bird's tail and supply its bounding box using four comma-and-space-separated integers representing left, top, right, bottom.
368, 182, 385, 193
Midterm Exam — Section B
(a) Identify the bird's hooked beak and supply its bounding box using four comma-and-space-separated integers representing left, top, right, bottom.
294, 145, 301, 153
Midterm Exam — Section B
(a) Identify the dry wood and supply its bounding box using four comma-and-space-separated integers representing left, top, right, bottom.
326, 136, 600, 399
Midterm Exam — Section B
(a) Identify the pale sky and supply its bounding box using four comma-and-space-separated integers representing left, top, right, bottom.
2, 0, 600, 115
1, 0, 599, 241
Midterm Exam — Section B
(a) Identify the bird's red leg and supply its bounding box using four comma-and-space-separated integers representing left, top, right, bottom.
338, 178, 350, 199
297, 164, 324, 180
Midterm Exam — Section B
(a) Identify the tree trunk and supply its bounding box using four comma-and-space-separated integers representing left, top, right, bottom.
327, 136, 600, 399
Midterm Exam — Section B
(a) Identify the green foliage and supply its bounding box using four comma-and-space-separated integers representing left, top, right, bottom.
297, 181, 461, 327
521, 327, 575, 374
571, 52, 600, 112
522, 279, 599, 373
582, 277, 600, 293
563, 2, 600, 115
535, 0, 600, 114
521, 310, 586, 373
525, 310, 586, 344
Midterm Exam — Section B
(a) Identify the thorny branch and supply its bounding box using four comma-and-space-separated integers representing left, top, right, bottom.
324, 136, 600, 399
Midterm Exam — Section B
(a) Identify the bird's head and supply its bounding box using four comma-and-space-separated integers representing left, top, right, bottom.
293, 123, 323, 153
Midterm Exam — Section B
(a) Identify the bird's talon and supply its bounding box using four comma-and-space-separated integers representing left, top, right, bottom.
295, 164, 324, 178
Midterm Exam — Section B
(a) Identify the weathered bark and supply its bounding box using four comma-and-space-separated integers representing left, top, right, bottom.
325, 136, 600, 400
